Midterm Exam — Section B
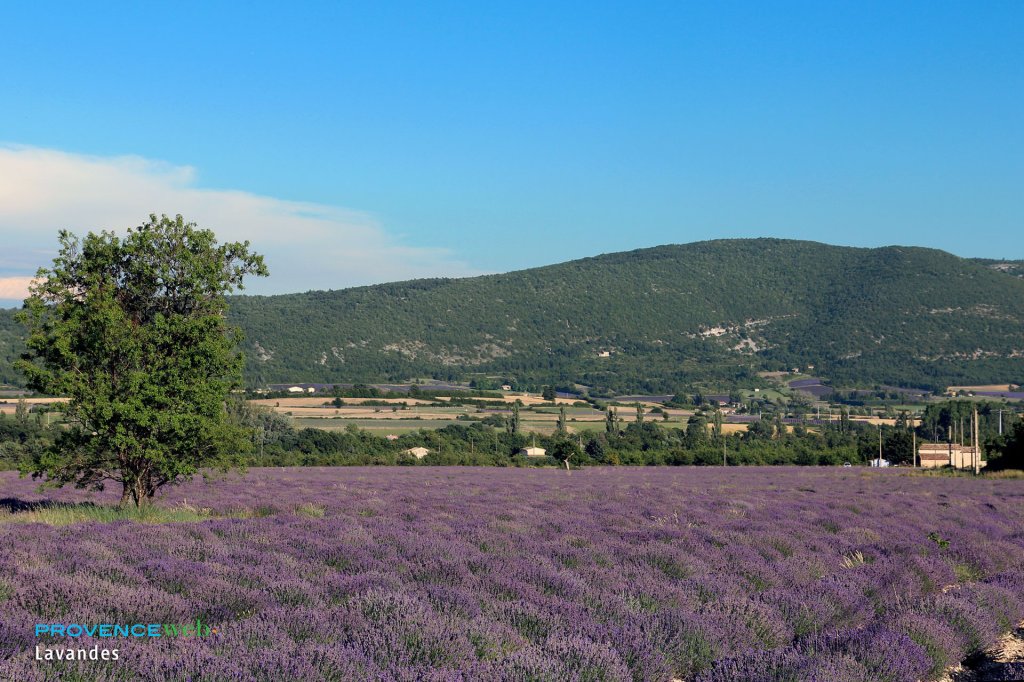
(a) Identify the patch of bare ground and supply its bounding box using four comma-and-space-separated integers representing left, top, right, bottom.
942, 621, 1024, 682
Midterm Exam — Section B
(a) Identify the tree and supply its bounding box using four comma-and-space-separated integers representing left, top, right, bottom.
685, 414, 708, 447
883, 429, 914, 465
605, 407, 617, 435
556, 405, 567, 435
15, 398, 29, 426
550, 438, 581, 471
584, 435, 606, 462
773, 413, 785, 439
17, 214, 268, 506
746, 417, 774, 440
988, 421, 1024, 471
226, 399, 295, 460
541, 385, 556, 402
507, 403, 521, 435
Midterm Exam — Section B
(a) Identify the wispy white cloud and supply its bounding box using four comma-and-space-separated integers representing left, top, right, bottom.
0, 145, 483, 303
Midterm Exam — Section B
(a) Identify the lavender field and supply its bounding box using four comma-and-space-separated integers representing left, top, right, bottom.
2, 467, 1023, 681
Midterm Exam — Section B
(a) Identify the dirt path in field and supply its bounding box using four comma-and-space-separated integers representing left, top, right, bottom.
945, 621, 1024, 681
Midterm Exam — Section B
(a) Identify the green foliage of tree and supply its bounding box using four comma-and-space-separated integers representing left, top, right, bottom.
14, 398, 29, 426
0, 407, 53, 470
917, 400, 1018, 446
883, 430, 915, 465
605, 407, 617, 434
506, 402, 521, 435
584, 434, 606, 462
712, 409, 723, 440
16, 215, 267, 506
988, 421, 1024, 471
549, 437, 581, 470
685, 414, 708, 447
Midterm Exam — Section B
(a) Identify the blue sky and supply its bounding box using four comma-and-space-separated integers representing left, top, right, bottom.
1, 1, 1022, 305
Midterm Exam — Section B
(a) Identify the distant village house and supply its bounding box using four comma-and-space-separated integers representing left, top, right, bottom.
519, 446, 547, 457
917, 443, 985, 470
918, 443, 951, 469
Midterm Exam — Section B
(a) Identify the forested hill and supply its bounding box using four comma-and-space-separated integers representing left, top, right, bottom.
3, 239, 1024, 393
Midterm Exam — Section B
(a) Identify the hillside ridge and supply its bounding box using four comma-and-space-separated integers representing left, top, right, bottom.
3, 238, 1024, 393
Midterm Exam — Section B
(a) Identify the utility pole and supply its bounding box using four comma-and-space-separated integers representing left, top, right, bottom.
912, 428, 916, 468
878, 426, 882, 465
998, 409, 1004, 435
723, 436, 727, 467
973, 408, 980, 475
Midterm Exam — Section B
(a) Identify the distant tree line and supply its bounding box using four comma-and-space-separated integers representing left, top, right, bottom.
4, 398, 1021, 473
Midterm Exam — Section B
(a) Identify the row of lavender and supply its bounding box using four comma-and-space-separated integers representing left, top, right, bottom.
1, 467, 1023, 681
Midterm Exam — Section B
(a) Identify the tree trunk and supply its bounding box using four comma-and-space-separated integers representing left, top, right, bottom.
120, 475, 153, 508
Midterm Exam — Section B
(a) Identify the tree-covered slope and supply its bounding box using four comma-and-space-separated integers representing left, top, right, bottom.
226, 239, 1024, 392
4, 239, 1024, 393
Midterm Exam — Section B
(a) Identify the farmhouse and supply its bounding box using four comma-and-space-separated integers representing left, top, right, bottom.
403, 447, 430, 459
951, 445, 984, 470
519, 446, 547, 457
917, 443, 987, 470
918, 443, 952, 469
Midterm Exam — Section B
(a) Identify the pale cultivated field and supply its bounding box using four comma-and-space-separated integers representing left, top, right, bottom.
849, 416, 921, 427
947, 384, 1019, 393
441, 394, 584, 406
284, 409, 468, 419
0, 397, 68, 414
249, 397, 439, 408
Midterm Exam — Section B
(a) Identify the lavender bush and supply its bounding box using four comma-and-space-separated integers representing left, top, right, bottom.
1, 467, 1022, 681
